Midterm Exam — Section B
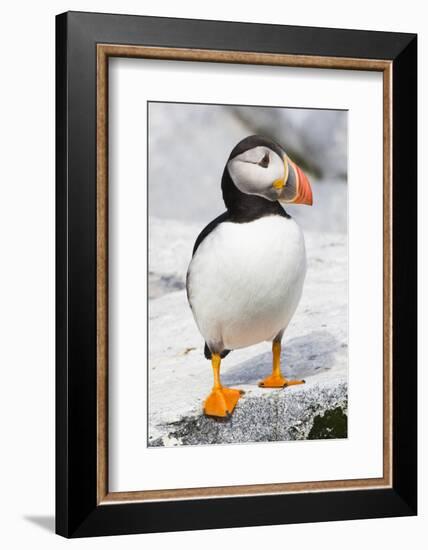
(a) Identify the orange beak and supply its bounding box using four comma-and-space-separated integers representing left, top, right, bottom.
288, 159, 313, 206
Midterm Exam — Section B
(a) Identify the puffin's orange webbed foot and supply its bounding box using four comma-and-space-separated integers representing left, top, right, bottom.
259, 340, 305, 388
258, 375, 305, 388
204, 387, 243, 418
203, 352, 243, 418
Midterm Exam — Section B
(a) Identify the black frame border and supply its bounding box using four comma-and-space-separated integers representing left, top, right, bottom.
56, 11, 417, 538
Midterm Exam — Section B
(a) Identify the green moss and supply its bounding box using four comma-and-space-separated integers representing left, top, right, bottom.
308, 407, 347, 440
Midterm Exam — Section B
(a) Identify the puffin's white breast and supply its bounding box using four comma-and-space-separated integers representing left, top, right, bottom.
187, 215, 306, 351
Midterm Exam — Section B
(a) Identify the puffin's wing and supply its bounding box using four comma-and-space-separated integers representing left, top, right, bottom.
191, 211, 229, 256
187, 212, 232, 361
186, 211, 228, 307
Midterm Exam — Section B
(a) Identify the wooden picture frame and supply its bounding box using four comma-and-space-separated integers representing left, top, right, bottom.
56, 11, 417, 537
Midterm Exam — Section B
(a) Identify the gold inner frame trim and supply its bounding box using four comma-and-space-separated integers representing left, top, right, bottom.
96, 43, 393, 505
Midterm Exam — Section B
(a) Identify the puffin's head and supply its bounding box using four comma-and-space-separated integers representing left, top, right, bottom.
226, 135, 313, 205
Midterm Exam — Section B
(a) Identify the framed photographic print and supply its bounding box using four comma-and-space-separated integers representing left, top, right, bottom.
56, 11, 417, 538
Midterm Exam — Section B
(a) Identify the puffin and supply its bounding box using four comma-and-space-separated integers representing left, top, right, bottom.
186, 135, 313, 418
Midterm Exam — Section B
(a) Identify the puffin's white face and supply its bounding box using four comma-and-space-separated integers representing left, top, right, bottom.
227, 146, 285, 201
226, 140, 313, 206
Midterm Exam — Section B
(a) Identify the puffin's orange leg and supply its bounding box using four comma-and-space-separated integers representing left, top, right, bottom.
204, 353, 243, 418
259, 341, 305, 388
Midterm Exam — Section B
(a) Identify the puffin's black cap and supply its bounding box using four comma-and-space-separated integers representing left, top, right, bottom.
228, 135, 285, 161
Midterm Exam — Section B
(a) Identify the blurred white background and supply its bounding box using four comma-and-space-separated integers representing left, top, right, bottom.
149, 102, 347, 232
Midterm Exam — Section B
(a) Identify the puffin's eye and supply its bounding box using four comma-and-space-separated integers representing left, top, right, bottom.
258, 152, 270, 168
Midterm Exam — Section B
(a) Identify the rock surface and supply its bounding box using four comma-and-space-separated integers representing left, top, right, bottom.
148, 217, 348, 447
